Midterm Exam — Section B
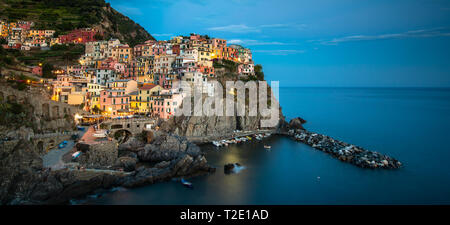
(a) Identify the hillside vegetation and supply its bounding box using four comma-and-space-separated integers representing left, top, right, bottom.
0, 0, 154, 46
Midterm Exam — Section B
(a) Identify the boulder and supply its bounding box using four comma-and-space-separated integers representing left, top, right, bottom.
224, 163, 236, 174
137, 132, 201, 162
289, 117, 307, 130
117, 157, 137, 172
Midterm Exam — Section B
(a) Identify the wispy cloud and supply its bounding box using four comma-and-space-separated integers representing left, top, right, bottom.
253, 50, 306, 55
207, 23, 306, 33
228, 39, 288, 46
315, 28, 450, 45
207, 24, 262, 33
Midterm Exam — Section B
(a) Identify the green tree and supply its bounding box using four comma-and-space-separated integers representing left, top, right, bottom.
254, 64, 264, 80
94, 33, 103, 41
42, 63, 55, 78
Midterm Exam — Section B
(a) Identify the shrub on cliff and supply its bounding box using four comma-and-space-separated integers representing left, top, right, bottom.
0, 102, 27, 127
42, 63, 55, 78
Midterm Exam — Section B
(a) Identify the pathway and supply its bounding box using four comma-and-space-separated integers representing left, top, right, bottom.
42, 127, 88, 170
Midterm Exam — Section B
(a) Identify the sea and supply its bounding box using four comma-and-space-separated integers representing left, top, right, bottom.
83, 87, 450, 205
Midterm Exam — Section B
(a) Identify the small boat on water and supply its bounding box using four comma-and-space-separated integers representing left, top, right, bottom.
264, 145, 271, 149
212, 141, 222, 147
181, 178, 193, 188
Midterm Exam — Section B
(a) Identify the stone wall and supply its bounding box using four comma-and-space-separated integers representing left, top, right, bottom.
76, 140, 119, 169
0, 83, 84, 136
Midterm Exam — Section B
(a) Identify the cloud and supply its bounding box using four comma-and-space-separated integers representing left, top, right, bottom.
252, 50, 306, 55
316, 28, 450, 45
228, 39, 287, 46
207, 23, 306, 33
153, 33, 174, 37
207, 24, 261, 33
115, 5, 143, 16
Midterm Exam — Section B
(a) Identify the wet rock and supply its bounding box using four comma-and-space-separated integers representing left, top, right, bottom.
224, 163, 236, 174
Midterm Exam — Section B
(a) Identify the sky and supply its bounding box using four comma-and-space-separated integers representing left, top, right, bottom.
107, 0, 450, 87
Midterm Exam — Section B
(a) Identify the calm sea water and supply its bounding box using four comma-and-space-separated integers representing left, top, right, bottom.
85, 87, 450, 205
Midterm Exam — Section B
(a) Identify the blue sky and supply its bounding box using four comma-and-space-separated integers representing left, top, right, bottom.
107, 0, 450, 87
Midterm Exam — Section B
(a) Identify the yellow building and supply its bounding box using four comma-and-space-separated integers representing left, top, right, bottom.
137, 73, 154, 83
129, 91, 139, 112
137, 83, 162, 113
115, 46, 133, 63
90, 95, 101, 113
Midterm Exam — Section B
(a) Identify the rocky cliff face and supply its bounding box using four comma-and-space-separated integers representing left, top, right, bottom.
0, 84, 82, 139
159, 98, 285, 143
159, 61, 285, 142
0, 139, 123, 205
0, 130, 215, 204
95, 4, 154, 46
113, 131, 216, 188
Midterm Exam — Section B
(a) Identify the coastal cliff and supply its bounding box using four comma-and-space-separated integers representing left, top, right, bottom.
160, 60, 285, 143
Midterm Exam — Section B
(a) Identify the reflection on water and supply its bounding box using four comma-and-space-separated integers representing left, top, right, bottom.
85, 88, 450, 205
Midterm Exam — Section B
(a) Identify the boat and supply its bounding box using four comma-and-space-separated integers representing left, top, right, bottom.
212, 141, 222, 147
264, 145, 271, 149
58, 141, 68, 149
181, 178, 193, 188
246, 136, 252, 140
72, 151, 81, 159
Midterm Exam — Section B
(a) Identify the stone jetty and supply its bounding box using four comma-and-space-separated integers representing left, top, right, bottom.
287, 129, 402, 169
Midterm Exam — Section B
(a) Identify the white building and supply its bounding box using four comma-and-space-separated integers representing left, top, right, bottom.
95, 69, 118, 85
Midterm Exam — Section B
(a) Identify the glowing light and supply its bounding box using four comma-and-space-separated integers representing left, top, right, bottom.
74, 113, 83, 120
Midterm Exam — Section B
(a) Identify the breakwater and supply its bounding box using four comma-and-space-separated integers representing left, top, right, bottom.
286, 128, 402, 169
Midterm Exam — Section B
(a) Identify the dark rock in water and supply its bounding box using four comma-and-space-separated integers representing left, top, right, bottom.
224, 163, 239, 174
289, 117, 307, 130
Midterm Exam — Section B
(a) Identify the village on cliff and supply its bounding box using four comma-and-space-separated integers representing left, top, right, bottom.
0, 20, 256, 120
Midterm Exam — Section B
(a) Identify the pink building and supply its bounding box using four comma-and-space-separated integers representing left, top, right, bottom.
152, 90, 183, 119
32, 66, 42, 76
59, 28, 98, 44
211, 38, 227, 49
100, 89, 130, 117
17, 21, 33, 30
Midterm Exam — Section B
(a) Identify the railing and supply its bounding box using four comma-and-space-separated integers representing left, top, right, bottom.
31, 131, 79, 139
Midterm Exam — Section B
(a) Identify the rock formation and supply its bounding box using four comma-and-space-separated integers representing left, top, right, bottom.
287, 128, 402, 169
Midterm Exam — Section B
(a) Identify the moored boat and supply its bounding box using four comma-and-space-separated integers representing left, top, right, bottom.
181, 178, 193, 188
